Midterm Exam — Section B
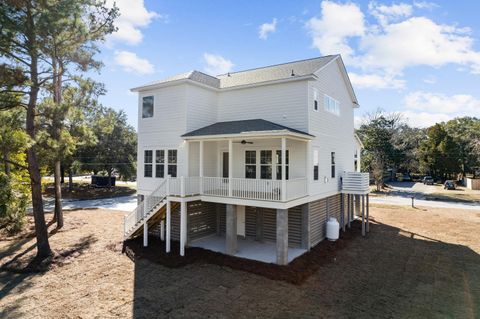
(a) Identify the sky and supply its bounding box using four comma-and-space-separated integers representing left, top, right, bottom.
93, 0, 480, 129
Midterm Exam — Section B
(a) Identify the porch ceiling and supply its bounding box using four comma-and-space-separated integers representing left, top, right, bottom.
182, 119, 314, 141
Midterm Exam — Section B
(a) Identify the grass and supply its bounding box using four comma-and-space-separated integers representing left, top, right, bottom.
425, 192, 480, 204
43, 182, 135, 200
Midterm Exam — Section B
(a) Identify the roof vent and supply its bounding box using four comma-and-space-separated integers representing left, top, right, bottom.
291, 69, 295, 76
227, 72, 231, 77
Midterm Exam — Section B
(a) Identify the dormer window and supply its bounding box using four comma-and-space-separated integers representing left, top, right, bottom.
142, 96, 154, 118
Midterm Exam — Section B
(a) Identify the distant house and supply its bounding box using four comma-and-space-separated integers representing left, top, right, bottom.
125, 55, 370, 265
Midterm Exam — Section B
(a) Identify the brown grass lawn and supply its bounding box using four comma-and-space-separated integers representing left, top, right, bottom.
1, 205, 479, 318
425, 185, 480, 204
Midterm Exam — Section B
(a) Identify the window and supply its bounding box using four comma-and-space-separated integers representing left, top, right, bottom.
168, 150, 177, 177
142, 96, 154, 118
331, 152, 336, 178
144, 150, 153, 177
260, 150, 272, 179
275, 150, 289, 180
324, 94, 340, 115
313, 149, 319, 181
313, 88, 319, 111
155, 150, 164, 178
245, 151, 256, 179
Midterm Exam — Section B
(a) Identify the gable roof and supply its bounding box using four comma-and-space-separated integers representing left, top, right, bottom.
130, 55, 359, 105
182, 119, 314, 139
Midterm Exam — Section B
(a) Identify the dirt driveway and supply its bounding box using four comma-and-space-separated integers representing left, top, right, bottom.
1, 205, 479, 318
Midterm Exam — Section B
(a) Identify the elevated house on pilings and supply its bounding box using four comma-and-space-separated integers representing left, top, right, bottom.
125, 55, 370, 265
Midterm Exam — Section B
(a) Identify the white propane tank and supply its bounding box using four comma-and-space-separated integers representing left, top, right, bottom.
326, 217, 340, 241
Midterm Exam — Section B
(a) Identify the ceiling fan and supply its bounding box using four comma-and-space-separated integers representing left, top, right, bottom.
233, 140, 253, 145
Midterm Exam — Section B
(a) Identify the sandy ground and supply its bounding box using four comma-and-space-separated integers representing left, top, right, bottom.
1, 205, 479, 318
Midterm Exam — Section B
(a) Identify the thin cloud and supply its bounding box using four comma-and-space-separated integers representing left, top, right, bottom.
203, 53, 234, 75
259, 18, 278, 40
114, 51, 155, 75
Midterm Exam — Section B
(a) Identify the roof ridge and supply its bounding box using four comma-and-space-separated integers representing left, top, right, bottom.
216, 55, 338, 77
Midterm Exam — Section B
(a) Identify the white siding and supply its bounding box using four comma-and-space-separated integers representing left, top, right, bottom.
218, 81, 308, 131
185, 84, 218, 131
308, 59, 356, 197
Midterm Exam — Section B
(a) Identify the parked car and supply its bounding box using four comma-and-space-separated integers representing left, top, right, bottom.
444, 180, 456, 190
423, 176, 434, 185
402, 174, 412, 182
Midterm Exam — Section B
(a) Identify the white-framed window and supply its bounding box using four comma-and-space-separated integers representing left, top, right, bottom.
155, 150, 165, 178
142, 96, 154, 118
313, 149, 319, 181
168, 150, 177, 177
144, 150, 153, 177
331, 152, 336, 178
324, 94, 340, 115
275, 150, 289, 180
260, 150, 273, 179
313, 88, 319, 111
245, 151, 256, 179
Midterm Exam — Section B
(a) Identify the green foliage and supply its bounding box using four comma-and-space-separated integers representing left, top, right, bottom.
0, 173, 28, 234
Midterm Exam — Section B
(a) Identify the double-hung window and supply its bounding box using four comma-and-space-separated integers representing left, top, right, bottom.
331, 152, 336, 178
313, 88, 319, 111
168, 150, 177, 177
245, 151, 256, 179
142, 96, 154, 118
155, 150, 165, 178
260, 150, 273, 179
275, 150, 289, 180
144, 150, 153, 177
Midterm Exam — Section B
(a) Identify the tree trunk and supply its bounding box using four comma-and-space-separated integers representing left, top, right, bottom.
107, 168, 112, 188
68, 169, 73, 191
54, 160, 63, 229
25, 3, 52, 258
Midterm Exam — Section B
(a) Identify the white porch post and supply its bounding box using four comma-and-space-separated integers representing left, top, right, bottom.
180, 201, 187, 256
281, 137, 286, 201
306, 140, 312, 195
166, 200, 171, 253
228, 139, 233, 197
199, 140, 204, 194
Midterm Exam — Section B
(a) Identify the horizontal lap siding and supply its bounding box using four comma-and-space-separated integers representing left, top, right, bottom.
309, 194, 343, 247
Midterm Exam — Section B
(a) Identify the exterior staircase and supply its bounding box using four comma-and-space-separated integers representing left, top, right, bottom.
124, 179, 170, 240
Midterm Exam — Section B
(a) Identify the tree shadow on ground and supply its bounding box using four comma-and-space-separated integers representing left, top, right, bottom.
127, 220, 480, 318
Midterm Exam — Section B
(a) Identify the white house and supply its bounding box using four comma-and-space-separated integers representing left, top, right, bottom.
125, 55, 370, 265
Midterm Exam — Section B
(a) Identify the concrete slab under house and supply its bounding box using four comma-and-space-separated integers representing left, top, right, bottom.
124, 55, 370, 265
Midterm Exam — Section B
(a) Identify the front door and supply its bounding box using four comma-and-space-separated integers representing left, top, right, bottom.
222, 152, 229, 178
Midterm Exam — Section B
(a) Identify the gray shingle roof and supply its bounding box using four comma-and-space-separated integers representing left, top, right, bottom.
132, 55, 338, 91
182, 119, 313, 138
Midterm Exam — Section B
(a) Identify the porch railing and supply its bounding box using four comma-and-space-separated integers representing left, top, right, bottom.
152, 175, 308, 202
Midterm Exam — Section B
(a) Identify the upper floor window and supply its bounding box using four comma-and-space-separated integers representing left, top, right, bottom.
324, 95, 340, 116
245, 151, 256, 179
313, 88, 319, 111
144, 150, 153, 177
275, 150, 289, 180
331, 152, 336, 178
260, 150, 273, 179
142, 96, 154, 118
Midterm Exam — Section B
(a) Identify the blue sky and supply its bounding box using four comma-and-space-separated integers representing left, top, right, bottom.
94, 0, 480, 129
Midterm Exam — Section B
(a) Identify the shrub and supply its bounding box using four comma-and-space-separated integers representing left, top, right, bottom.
0, 173, 28, 235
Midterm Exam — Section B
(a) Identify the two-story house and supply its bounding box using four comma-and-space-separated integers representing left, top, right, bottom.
125, 55, 370, 265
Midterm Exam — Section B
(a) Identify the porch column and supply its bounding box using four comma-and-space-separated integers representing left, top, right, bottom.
226, 204, 237, 255
228, 139, 233, 197
306, 141, 312, 195
276, 209, 288, 265
166, 200, 171, 253
199, 140, 204, 194
180, 201, 187, 256
281, 137, 287, 201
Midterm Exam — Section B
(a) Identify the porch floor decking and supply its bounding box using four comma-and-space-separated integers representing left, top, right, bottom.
189, 235, 307, 264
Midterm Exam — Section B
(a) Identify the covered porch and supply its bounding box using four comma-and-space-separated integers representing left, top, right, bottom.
183, 119, 313, 203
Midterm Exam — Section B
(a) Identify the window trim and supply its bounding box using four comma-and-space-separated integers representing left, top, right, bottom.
323, 94, 340, 116
167, 149, 177, 178
144, 150, 153, 178
331, 151, 336, 179
243, 149, 290, 180
155, 150, 165, 178
245, 150, 257, 179
313, 149, 319, 181
313, 88, 319, 112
